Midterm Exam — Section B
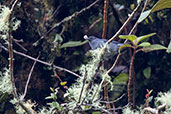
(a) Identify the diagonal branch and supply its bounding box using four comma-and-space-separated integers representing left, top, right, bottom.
40, 0, 99, 40
23, 54, 40, 99
0, 45, 81, 78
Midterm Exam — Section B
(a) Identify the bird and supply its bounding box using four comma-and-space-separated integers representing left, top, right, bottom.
84, 35, 124, 60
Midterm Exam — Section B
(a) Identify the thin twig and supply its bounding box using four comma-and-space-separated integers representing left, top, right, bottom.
106, 3, 141, 74
39, 0, 99, 40
53, 70, 62, 82
10, 0, 18, 11
0, 45, 81, 78
53, 70, 68, 89
88, 18, 102, 30
88, 12, 113, 31
106, 53, 121, 74
129, 0, 149, 35
80, 104, 112, 114
23, 54, 40, 99
12, 38, 27, 52
92, 3, 141, 106
77, 69, 87, 104
100, 94, 125, 104
106, 3, 141, 44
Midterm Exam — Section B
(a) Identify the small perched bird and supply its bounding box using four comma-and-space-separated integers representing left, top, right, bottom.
84, 35, 124, 60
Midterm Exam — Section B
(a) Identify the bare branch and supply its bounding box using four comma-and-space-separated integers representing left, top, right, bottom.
106, 3, 141, 44
40, 0, 99, 40
10, 0, 18, 11
144, 104, 166, 114
23, 54, 40, 99
0, 45, 81, 78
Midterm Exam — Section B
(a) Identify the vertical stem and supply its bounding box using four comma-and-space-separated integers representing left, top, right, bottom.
145, 98, 149, 114
102, 0, 111, 110
102, 0, 108, 39
8, 32, 18, 98
132, 66, 136, 107
127, 48, 136, 104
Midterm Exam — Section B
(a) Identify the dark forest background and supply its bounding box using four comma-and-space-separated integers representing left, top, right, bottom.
0, 0, 171, 113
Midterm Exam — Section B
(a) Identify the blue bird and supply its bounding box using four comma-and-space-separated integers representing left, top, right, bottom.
84, 35, 124, 60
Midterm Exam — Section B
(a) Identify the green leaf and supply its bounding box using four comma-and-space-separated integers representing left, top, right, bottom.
113, 73, 128, 85
84, 105, 89, 109
166, 36, 171, 53
137, 33, 156, 44
138, 10, 151, 23
151, 0, 171, 13
119, 44, 133, 53
119, 35, 137, 42
61, 40, 88, 48
142, 44, 167, 52
143, 67, 151, 79
138, 42, 151, 47
0, 92, 8, 103
50, 87, 54, 92
53, 34, 63, 43
112, 73, 128, 99
52, 101, 59, 108
45, 93, 57, 100
137, 0, 171, 23
92, 112, 101, 114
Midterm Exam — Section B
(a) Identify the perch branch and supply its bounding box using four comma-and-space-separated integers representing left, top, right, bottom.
106, 3, 141, 74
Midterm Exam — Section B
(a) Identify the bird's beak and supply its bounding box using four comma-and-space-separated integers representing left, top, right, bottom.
84, 35, 89, 40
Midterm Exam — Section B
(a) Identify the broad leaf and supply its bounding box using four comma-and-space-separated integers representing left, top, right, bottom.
119, 35, 137, 42
138, 10, 151, 23
137, 33, 156, 44
61, 40, 88, 48
112, 73, 128, 99
151, 0, 171, 13
138, 42, 151, 47
142, 44, 167, 52
166, 37, 171, 53
119, 44, 133, 53
143, 67, 151, 79
113, 73, 128, 85
138, 0, 171, 23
